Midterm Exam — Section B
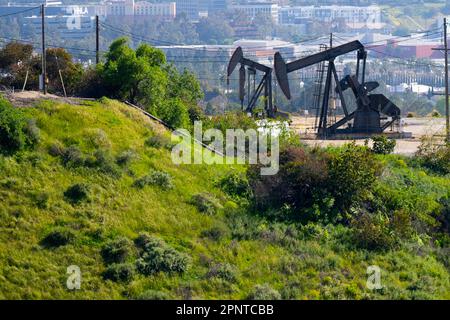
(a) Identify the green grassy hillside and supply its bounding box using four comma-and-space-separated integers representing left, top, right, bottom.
0, 97, 449, 300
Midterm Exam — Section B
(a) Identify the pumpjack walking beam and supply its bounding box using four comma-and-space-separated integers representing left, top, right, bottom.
274, 40, 401, 138
227, 47, 274, 117
275, 40, 366, 100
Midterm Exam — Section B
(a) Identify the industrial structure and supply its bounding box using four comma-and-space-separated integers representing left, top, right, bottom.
274, 40, 407, 138
227, 47, 275, 118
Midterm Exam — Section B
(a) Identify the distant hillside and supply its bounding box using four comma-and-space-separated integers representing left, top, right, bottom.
0, 96, 449, 299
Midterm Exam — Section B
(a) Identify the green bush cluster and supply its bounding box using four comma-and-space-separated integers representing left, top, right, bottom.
145, 133, 172, 149
216, 172, 252, 201
0, 98, 39, 154
207, 263, 238, 282
103, 263, 135, 283
135, 234, 190, 275
64, 183, 90, 204
370, 135, 396, 155
248, 143, 380, 223
191, 193, 222, 215
416, 143, 450, 175
247, 284, 281, 300
101, 237, 133, 264
41, 228, 76, 248
133, 170, 173, 190
52, 143, 122, 177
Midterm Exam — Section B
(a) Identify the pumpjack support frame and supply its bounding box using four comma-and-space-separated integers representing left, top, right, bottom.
228, 47, 275, 117
274, 40, 401, 138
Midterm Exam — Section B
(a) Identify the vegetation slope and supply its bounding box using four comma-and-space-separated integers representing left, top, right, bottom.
0, 96, 449, 300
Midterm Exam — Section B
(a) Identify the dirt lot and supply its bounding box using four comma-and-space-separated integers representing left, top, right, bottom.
291, 116, 446, 155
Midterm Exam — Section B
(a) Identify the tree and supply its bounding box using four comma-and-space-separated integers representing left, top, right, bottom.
196, 15, 234, 44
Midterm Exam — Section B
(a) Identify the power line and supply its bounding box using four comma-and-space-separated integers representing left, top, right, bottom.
0, 6, 40, 19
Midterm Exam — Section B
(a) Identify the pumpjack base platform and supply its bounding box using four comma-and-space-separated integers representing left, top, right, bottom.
298, 132, 413, 140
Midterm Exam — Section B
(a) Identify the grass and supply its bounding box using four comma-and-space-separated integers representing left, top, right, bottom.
0, 97, 449, 299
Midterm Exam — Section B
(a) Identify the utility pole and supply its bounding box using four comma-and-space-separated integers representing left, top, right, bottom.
445, 18, 449, 144
330, 33, 333, 49
41, 4, 46, 95
432, 18, 450, 143
96, 15, 99, 65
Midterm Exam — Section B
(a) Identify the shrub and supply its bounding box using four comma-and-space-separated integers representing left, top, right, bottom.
136, 236, 190, 275
91, 149, 121, 177
134, 232, 164, 249
247, 284, 281, 300
64, 183, 90, 204
0, 98, 28, 154
133, 170, 173, 190
136, 290, 171, 300
145, 134, 171, 149
350, 211, 398, 250
48, 142, 65, 157
207, 263, 238, 282
327, 143, 381, 215
116, 150, 136, 166
62, 145, 85, 167
200, 225, 229, 241
248, 146, 329, 221
103, 263, 134, 282
217, 172, 252, 200
42, 228, 76, 248
191, 193, 222, 215
101, 237, 133, 264
23, 119, 40, 147
416, 141, 450, 175
371, 135, 396, 155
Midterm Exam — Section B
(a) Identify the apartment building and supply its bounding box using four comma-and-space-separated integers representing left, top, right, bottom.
279, 5, 381, 26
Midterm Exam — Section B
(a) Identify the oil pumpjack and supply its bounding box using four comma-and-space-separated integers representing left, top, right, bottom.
227, 47, 275, 118
274, 40, 404, 138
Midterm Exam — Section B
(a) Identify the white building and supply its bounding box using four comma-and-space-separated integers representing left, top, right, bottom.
106, 0, 135, 16
105, 0, 176, 17
229, 2, 279, 24
279, 5, 381, 28
135, 1, 176, 17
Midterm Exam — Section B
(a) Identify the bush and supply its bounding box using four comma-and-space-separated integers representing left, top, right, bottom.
327, 143, 381, 215
103, 263, 134, 282
350, 211, 398, 250
217, 172, 252, 200
116, 150, 136, 166
145, 134, 171, 149
101, 237, 133, 264
0, 98, 30, 154
136, 236, 190, 275
91, 149, 121, 177
64, 183, 90, 204
191, 193, 222, 215
133, 170, 173, 190
207, 263, 238, 282
42, 228, 76, 248
247, 284, 281, 300
248, 146, 329, 221
23, 119, 40, 147
136, 290, 171, 300
371, 135, 396, 155
416, 141, 450, 175
200, 225, 229, 241
48, 142, 65, 157
62, 145, 85, 167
